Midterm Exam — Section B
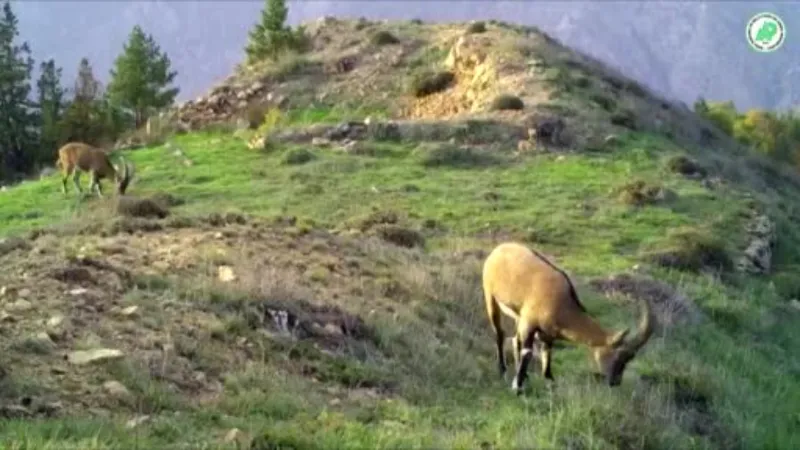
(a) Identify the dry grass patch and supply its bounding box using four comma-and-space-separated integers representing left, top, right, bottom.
615, 179, 676, 206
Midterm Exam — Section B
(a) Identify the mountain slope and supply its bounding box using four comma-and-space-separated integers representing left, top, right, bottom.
1, 18, 799, 450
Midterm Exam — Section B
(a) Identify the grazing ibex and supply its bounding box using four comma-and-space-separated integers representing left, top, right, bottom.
483, 242, 655, 394
56, 142, 133, 198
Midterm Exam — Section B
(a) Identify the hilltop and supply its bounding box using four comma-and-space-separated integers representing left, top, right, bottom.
1, 18, 799, 449
17, 2, 800, 109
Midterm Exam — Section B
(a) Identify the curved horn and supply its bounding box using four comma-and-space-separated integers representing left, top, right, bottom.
624, 298, 655, 353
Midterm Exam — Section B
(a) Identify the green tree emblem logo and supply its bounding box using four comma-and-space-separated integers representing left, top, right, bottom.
746, 12, 786, 52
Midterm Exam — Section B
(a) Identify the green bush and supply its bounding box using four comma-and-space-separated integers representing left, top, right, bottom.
610, 109, 637, 130
283, 148, 316, 165
489, 94, 525, 111
371, 30, 400, 46
573, 75, 592, 88
411, 71, 455, 98
642, 227, 732, 273
590, 93, 616, 111
466, 21, 487, 34
416, 143, 502, 169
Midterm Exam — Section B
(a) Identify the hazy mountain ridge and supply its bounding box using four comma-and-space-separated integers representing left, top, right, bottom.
15, 1, 800, 110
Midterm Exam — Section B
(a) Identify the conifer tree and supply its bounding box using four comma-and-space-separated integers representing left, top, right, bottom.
245, 0, 307, 63
107, 25, 179, 128
0, 0, 37, 177
36, 59, 65, 158
59, 57, 107, 144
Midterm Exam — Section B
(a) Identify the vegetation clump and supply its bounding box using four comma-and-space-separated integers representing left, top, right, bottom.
465, 21, 487, 34
371, 30, 400, 46
616, 179, 673, 206
415, 143, 502, 169
610, 109, 637, 129
641, 226, 732, 273
283, 148, 316, 165
411, 71, 455, 98
244, 0, 309, 64
373, 224, 425, 248
489, 94, 525, 111
590, 93, 616, 111
116, 195, 170, 219
665, 155, 707, 178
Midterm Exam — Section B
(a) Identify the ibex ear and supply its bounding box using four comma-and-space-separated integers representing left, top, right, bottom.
608, 328, 630, 347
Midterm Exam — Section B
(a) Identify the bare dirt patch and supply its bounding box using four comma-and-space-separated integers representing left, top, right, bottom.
1, 217, 470, 416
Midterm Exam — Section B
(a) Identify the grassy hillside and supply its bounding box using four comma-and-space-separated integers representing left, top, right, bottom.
2, 18, 800, 450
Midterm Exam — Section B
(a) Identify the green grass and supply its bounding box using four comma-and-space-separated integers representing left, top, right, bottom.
1, 120, 799, 449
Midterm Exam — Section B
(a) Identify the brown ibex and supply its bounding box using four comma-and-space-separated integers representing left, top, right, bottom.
56, 142, 134, 198
482, 242, 654, 394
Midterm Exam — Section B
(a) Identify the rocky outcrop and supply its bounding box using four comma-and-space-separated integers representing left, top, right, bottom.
169, 80, 287, 131
736, 213, 776, 275
247, 117, 527, 152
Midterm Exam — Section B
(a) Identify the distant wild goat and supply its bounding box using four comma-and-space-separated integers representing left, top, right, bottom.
482, 242, 654, 393
56, 142, 134, 198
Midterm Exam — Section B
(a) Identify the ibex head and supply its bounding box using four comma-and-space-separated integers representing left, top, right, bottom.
591, 298, 654, 386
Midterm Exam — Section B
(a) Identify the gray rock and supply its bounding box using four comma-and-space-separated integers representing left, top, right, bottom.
103, 380, 131, 398
67, 348, 124, 365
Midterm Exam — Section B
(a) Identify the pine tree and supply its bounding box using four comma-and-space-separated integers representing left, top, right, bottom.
0, 0, 37, 178
106, 25, 179, 128
36, 59, 65, 159
245, 0, 307, 63
59, 57, 112, 145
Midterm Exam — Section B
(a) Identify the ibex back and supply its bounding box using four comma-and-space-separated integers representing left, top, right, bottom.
56, 142, 134, 198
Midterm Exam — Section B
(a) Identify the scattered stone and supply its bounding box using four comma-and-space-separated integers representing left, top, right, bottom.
68, 288, 88, 296
66, 348, 124, 365
17, 288, 31, 298
524, 114, 566, 148
217, 266, 236, 282
223, 428, 248, 445
32, 332, 55, 349
126, 415, 151, 429
120, 305, 139, 317
311, 137, 332, 147
47, 315, 65, 328
103, 380, 131, 398
0, 404, 31, 419
36, 401, 63, 417
0, 311, 13, 322
790, 299, 800, 311
7, 299, 33, 312
323, 323, 344, 336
